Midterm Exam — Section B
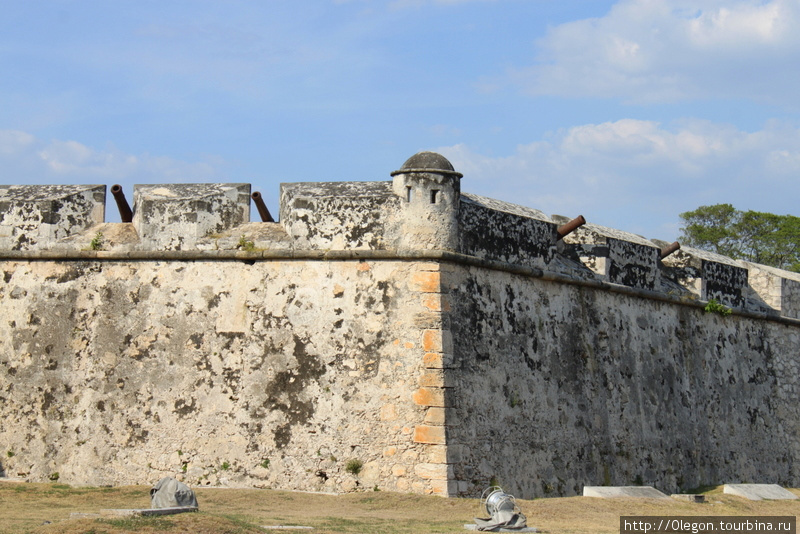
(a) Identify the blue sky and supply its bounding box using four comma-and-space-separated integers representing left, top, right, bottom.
2, 0, 799, 241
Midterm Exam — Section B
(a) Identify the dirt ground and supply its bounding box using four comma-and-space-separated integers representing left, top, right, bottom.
0, 481, 798, 534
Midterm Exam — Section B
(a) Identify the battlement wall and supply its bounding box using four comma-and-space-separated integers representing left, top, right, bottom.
1, 152, 799, 497
2, 167, 799, 319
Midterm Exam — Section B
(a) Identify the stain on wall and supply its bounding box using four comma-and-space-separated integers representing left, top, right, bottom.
0, 259, 443, 493
445, 265, 799, 498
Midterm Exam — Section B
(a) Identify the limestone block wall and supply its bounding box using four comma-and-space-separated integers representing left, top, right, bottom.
0, 258, 451, 495
133, 183, 251, 250
747, 263, 800, 319
1, 152, 800, 499
0, 185, 105, 251
660, 245, 749, 308
279, 182, 401, 250
459, 193, 557, 269
444, 264, 800, 498
560, 223, 662, 291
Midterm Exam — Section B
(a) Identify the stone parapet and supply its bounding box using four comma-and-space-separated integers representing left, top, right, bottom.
133, 183, 251, 250
659, 244, 749, 308
745, 262, 800, 319
459, 193, 557, 269
0, 184, 105, 251
556, 219, 661, 291
280, 181, 399, 250
0, 167, 799, 320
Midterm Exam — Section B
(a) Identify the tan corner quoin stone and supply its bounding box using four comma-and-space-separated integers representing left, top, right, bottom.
413, 425, 446, 444
423, 352, 443, 368
412, 387, 445, 407
424, 407, 446, 425
416, 262, 441, 271
426, 444, 448, 463
423, 352, 455, 369
410, 271, 441, 293
428, 479, 453, 496
419, 371, 445, 388
414, 463, 450, 480
422, 329, 442, 352
421, 294, 443, 312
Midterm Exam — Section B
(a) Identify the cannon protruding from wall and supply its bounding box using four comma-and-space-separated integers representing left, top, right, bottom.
111, 184, 133, 223
659, 241, 680, 259
556, 215, 586, 240
251, 191, 275, 223
655, 239, 748, 308
554, 217, 661, 291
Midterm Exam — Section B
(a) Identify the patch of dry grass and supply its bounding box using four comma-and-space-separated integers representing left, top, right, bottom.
1, 481, 798, 534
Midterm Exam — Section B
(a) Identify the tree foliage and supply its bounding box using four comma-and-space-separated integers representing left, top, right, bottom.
679, 204, 800, 273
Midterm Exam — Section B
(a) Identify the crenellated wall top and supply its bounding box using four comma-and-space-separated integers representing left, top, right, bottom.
1, 152, 798, 319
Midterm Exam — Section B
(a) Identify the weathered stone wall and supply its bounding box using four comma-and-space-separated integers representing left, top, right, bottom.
747, 263, 800, 319
1, 152, 799, 499
0, 258, 450, 494
133, 183, 251, 251
459, 193, 556, 269
0, 185, 105, 251
445, 264, 800, 498
280, 182, 400, 250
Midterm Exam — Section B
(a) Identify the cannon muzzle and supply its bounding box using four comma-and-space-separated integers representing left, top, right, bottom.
660, 241, 681, 259
111, 184, 133, 223
251, 191, 275, 222
556, 215, 586, 240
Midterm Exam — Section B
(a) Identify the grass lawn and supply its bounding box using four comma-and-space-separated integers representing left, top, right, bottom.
0, 481, 798, 534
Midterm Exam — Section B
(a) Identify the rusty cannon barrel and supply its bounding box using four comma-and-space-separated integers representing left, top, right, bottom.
660, 241, 681, 259
251, 191, 275, 222
111, 184, 133, 223
556, 215, 586, 240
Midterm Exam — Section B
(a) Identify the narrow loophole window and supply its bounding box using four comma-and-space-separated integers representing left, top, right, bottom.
430, 189, 440, 204
406, 186, 413, 202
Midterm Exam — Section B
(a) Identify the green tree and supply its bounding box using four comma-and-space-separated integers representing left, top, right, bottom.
679, 204, 800, 273
679, 203, 740, 257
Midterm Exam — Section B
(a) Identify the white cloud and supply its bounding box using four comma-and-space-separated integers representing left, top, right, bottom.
511, 0, 800, 105
390, 0, 495, 7
437, 118, 800, 240
0, 130, 35, 156
688, 2, 785, 47
0, 130, 225, 185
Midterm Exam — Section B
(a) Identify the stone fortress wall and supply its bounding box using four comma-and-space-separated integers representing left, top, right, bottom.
0, 152, 798, 498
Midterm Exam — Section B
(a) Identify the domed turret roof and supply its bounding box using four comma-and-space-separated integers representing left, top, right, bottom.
390, 151, 463, 178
